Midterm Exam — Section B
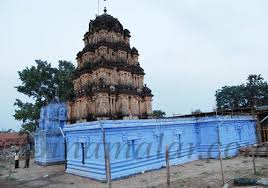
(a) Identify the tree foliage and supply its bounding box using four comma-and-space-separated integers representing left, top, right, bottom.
152, 110, 166, 119
216, 74, 268, 110
14, 60, 75, 133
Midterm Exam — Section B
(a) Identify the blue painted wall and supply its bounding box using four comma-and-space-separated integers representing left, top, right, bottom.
64, 116, 257, 181
34, 100, 67, 166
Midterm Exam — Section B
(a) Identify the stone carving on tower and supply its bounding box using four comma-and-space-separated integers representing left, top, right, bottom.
67, 10, 153, 122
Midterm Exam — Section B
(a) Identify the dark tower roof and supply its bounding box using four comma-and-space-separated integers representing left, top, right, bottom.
88, 13, 124, 34
131, 47, 139, 55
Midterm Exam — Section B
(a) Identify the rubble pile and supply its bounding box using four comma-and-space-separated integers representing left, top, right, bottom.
240, 143, 268, 157
0, 146, 27, 161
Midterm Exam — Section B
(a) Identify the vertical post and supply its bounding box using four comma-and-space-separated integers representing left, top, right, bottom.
100, 121, 111, 187
265, 129, 266, 142
165, 145, 170, 188
64, 139, 67, 170
218, 143, 225, 185
8, 149, 12, 188
217, 123, 225, 186
256, 115, 262, 144
59, 127, 67, 170
264, 129, 266, 142
252, 149, 256, 175
106, 156, 112, 188
101, 122, 107, 179
9, 159, 11, 186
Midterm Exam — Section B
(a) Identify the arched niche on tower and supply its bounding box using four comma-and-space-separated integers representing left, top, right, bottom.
99, 29, 108, 41
132, 54, 139, 64
82, 52, 94, 64
144, 96, 153, 115
88, 35, 93, 44
80, 73, 91, 86
95, 93, 109, 115
98, 46, 108, 57
80, 96, 89, 119
109, 49, 118, 61
74, 99, 82, 121
118, 50, 127, 61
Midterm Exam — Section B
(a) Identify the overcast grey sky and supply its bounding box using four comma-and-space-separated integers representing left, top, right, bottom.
1, 0, 268, 131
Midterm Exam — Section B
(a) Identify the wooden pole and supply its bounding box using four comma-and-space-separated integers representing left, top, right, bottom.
100, 121, 112, 187
8, 148, 12, 188
101, 122, 108, 181
165, 145, 170, 188
255, 115, 262, 145
217, 124, 225, 186
64, 139, 67, 170
9, 159, 11, 188
106, 157, 112, 188
252, 149, 256, 175
218, 143, 226, 185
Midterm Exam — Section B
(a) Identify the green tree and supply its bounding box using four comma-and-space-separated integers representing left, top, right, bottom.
246, 74, 267, 108
55, 60, 76, 101
216, 74, 268, 110
152, 110, 166, 119
14, 60, 75, 133
216, 85, 248, 109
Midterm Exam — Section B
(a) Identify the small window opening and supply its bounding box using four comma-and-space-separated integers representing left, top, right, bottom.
81, 143, 85, 164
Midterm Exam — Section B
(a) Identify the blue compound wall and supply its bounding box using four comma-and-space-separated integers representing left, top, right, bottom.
34, 100, 67, 166
64, 116, 257, 181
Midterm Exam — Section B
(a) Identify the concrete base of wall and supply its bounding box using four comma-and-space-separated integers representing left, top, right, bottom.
66, 168, 107, 182
35, 160, 66, 166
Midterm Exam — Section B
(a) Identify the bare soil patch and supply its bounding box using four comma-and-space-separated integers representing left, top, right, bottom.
0, 156, 267, 188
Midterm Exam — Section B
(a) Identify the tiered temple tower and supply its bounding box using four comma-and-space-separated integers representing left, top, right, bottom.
67, 10, 153, 122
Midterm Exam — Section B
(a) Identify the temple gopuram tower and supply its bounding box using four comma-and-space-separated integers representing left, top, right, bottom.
67, 10, 153, 122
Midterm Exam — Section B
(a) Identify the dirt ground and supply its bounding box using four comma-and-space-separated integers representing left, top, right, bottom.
0, 156, 267, 188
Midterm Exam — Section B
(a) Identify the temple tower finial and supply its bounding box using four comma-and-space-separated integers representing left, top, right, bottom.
104, 0, 107, 14
98, 0, 108, 16
98, 0, 99, 15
